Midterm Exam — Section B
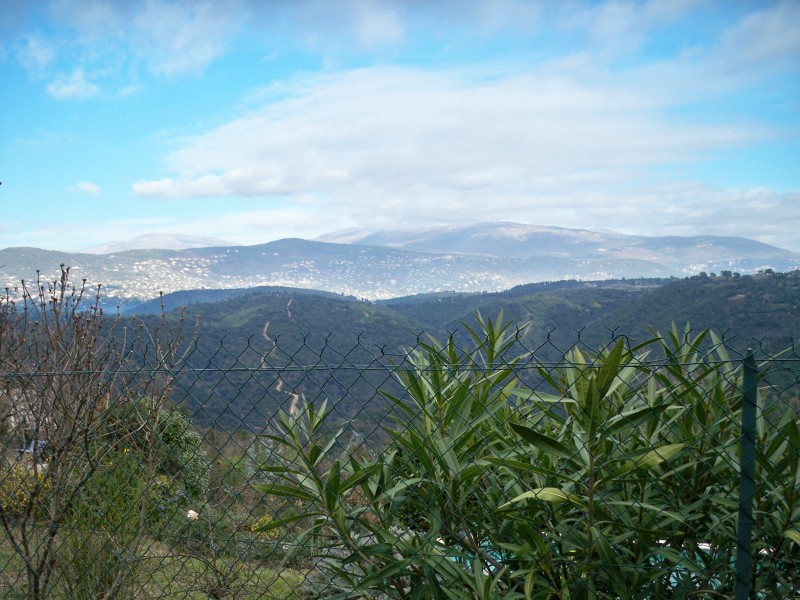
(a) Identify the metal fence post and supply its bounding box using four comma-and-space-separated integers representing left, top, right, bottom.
735, 349, 757, 599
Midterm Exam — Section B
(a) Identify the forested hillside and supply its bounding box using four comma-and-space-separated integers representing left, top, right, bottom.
141, 271, 799, 431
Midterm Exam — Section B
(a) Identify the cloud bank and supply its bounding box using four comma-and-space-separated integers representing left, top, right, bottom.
130, 59, 798, 248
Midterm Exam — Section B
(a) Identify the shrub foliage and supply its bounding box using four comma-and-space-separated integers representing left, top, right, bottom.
258, 314, 800, 599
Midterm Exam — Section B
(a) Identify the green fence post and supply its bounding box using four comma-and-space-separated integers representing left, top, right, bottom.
734, 349, 757, 600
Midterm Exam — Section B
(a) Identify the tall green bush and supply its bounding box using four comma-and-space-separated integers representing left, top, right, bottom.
257, 315, 800, 599
56, 448, 146, 600
53, 397, 210, 599
113, 397, 209, 526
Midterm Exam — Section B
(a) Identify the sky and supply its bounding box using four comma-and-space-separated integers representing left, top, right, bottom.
1, 0, 799, 252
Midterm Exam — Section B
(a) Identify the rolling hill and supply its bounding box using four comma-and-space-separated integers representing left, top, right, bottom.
140, 270, 799, 432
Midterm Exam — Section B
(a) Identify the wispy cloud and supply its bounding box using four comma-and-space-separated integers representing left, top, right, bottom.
713, 1, 800, 74
68, 180, 101, 195
12, 0, 242, 94
47, 68, 98, 99
15, 33, 55, 72
130, 0, 241, 77
124, 185, 800, 252
18, 1, 800, 96
129, 65, 798, 247
132, 63, 758, 199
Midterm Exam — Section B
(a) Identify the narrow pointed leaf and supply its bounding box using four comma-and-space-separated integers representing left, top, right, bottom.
510, 423, 575, 460
252, 512, 311, 532
616, 443, 684, 476
783, 530, 800, 546
604, 405, 668, 436
501, 487, 585, 507
251, 483, 316, 501
596, 339, 626, 396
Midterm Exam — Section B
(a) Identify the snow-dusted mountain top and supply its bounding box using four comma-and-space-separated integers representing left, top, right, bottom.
316, 222, 788, 260
81, 233, 236, 254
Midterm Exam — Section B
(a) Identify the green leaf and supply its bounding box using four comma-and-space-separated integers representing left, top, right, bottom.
257, 465, 292, 474
381, 477, 424, 500
357, 558, 413, 589
510, 423, 575, 460
500, 487, 585, 507
653, 546, 703, 575
596, 339, 626, 397
308, 444, 322, 467
324, 460, 343, 513
783, 530, 800, 546
604, 405, 668, 436
603, 500, 686, 525
590, 526, 614, 565
251, 482, 316, 502
509, 388, 575, 404
252, 512, 310, 532
615, 443, 684, 476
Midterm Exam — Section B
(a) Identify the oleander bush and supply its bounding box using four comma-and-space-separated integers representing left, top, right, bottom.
258, 315, 800, 599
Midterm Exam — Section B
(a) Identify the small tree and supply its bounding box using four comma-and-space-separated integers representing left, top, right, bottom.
0, 266, 191, 599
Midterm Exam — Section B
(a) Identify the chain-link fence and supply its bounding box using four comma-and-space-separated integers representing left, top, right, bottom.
1, 293, 799, 598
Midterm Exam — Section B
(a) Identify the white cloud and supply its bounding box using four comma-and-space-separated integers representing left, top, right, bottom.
41, 0, 241, 80
131, 0, 241, 77
710, 1, 800, 80
132, 64, 757, 201
47, 68, 99, 99
15, 33, 55, 72
68, 180, 102, 195
125, 184, 800, 252
22, 0, 799, 95
6, 1, 798, 251
350, 0, 404, 48
130, 52, 799, 249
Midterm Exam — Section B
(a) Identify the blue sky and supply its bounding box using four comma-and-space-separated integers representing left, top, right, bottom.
1, 0, 799, 252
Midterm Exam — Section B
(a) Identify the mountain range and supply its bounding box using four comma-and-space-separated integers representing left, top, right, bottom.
1, 222, 797, 308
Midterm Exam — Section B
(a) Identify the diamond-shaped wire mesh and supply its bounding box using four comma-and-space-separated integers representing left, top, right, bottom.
1, 293, 799, 598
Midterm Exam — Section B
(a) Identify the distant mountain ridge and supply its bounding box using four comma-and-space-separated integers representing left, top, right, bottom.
318, 222, 791, 263
1, 223, 798, 306
81, 233, 235, 254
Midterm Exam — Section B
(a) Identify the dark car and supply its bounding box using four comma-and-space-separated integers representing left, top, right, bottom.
18, 440, 50, 459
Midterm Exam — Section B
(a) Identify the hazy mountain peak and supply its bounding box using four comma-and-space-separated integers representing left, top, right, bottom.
315, 228, 371, 244
81, 233, 236, 254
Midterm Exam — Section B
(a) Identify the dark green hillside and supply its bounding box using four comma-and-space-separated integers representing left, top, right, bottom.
595, 270, 800, 355
381, 273, 799, 357
584, 271, 800, 409
136, 271, 799, 433
123, 285, 355, 314
382, 279, 665, 358
158, 280, 661, 432
150, 290, 426, 433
